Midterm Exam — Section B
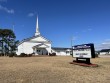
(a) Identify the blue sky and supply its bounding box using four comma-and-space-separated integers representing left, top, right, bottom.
0, 0, 110, 50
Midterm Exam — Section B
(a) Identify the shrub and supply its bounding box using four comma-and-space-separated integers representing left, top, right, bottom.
14, 54, 18, 57
95, 54, 99, 57
49, 53, 56, 56
18, 53, 33, 57
9, 53, 16, 57
28, 54, 32, 57
19, 53, 27, 57
0, 53, 4, 56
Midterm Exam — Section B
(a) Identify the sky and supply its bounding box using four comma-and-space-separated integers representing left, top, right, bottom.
0, 0, 110, 50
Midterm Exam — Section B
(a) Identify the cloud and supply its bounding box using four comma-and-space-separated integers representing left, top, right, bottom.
95, 40, 110, 50
75, 32, 78, 34
0, 5, 14, 14
28, 13, 34, 17
82, 30, 86, 32
0, 0, 7, 2
21, 25, 25, 27
88, 28, 92, 31
82, 28, 92, 33
102, 43, 110, 45
71, 36, 78, 40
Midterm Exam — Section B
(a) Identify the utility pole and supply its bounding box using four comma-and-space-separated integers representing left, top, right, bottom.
71, 36, 74, 48
71, 36, 74, 56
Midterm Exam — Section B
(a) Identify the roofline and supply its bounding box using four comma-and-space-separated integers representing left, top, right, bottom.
33, 43, 49, 48
52, 47, 71, 49
18, 35, 51, 46
52, 47, 72, 50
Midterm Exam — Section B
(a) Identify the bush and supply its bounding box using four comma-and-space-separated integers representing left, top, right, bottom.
9, 53, 16, 57
0, 53, 4, 56
19, 53, 27, 57
28, 54, 32, 57
95, 54, 99, 57
14, 54, 18, 57
49, 53, 56, 56
18, 53, 33, 57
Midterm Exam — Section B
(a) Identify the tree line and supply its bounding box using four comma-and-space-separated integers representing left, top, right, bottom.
0, 29, 19, 56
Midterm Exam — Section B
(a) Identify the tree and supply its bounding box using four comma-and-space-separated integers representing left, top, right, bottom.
0, 29, 4, 54
9, 40, 19, 54
0, 29, 18, 55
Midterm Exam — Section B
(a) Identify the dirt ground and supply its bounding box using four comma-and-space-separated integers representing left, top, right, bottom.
0, 56, 110, 83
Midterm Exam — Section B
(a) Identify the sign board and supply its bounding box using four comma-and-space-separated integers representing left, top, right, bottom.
72, 43, 95, 58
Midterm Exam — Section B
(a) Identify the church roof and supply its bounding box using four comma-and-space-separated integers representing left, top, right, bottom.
52, 47, 71, 50
18, 16, 51, 46
18, 35, 51, 46
100, 49, 110, 52
33, 43, 50, 48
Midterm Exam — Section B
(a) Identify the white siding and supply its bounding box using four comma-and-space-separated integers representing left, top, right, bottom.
16, 36, 51, 55
52, 49, 71, 56
100, 52, 108, 55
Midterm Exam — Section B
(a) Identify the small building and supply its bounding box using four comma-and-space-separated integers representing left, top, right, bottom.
99, 49, 110, 55
52, 47, 72, 56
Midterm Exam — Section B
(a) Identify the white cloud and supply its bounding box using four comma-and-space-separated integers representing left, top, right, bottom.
0, 5, 14, 14
82, 28, 92, 33
71, 36, 78, 41
21, 25, 25, 27
104, 39, 110, 42
88, 28, 92, 31
102, 42, 110, 45
75, 32, 78, 34
82, 30, 86, 32
95, 40, 110, 50
0, 0, 7, 2
28, 13, 34, 17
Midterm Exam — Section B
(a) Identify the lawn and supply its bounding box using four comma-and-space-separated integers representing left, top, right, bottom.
0, 56, 110, 83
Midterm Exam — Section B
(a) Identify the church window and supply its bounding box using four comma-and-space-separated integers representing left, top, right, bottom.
37, 50, 40, 52
66, 51, 70, 54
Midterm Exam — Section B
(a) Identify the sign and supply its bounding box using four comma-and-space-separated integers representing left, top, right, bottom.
72, 43, 95, 58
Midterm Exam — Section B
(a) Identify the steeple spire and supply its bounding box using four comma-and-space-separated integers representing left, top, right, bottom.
35, 15, 40, 36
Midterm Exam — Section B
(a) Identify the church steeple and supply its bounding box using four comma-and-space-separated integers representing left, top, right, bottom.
35, 16, 40, 36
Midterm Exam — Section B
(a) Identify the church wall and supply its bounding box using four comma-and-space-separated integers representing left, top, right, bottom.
46, 43, 51, 54
23, 42, 38, 54
16, 43, 24, 55
16, 42, 40, 55
16, 42, 51, 55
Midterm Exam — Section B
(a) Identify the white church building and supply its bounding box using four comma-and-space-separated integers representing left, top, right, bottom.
16, 17, 71, 56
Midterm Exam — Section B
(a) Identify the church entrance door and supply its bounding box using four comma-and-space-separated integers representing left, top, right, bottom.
36, 48, 48, 55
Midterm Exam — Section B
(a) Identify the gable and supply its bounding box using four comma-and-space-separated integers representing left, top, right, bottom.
18, 35, 51, 46
30, 36, 47, 42
33, 43, 50, 48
